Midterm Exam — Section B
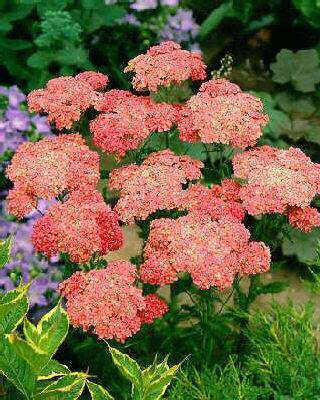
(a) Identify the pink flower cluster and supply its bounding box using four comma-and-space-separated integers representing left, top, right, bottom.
109, 149, 203, 223
91, 90, 180, 157
178, 79, 268, 149
233, 145, 320, 231
58, 262, 168, 342
140, 212, 270, 290
28, 72, 108, 129
6, 134, 100, 218
32, 189, 123, 263
124, 41, 206, 91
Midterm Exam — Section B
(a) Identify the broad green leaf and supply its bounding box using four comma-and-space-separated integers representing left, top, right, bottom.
6, 4, 34, 21
108, 345, 142, 389
0, 38, 33, 50
28, 303, 69, 360
87, 381, 114, 400
38, 359, 71, 380
33, 374, 86, 400
282, 227, 320, 262
54, 46, 88, 66
0, 235, 12, 268
0, 335, 35, 399
37, 0, 69, 16
199, 2, 232, 38
270, 49, 320, 92
8, 335, 48, 374
85, 6, 126, 33
24, 318, 39, 345
141, 364, 180, 400
0, 285, 29, 335
292, 0, 320, 28
27, 51, 53, 69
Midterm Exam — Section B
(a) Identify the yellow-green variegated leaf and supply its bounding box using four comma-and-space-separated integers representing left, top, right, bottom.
37, 359, 71, 381
141, 364, 180, 400
0, 335, 36, 399
108, 345, 142, 389
25, 302, 69, 360
0, 285, 29, 335
87, 381, 114, 400
33, 373, 86, 400
0, 235, 12, 268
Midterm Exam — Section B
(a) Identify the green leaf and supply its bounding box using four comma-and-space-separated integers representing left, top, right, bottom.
54, 46, 88, 66
87, 381, 114, 400
270, 49, 320, 92
37, 0, 69, 16
108, 345, 142, 389
33, 374, 86, 400
37, 359, 71, 380
292, 0, 320, 28
256, 281, 289, 295
85, 6, 126, 33
0, 235, 12, 268
0, 38, 33, 50
199, 2, 232, 38
0, 335, 36, 399
5, 4, 34, 21
141, 364, 180, 400
0, 285, 29, 335
26, 302, 69, 360
282, 227, 320, 262
27, 51, 53, 69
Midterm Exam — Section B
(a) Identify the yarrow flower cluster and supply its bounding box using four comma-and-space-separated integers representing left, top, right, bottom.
178, 79, 268, 149
232, 145, 320, 231
140, 213, 270, 290
91, 90, 180, 157
32, 189, 123, 263
6, 134, 100, 218
109, 149, 203, 223
58, 262, 168, 342
124, 41, 206, 91
28, 72, 108, 129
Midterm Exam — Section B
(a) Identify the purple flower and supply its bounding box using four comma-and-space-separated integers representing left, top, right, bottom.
160, 9, 199, 44
0, 86, 9, 97
31, 115, 51, 135
131, 0, 157, 11
8, 86, 26, 109
160, 0, 179, 6
121, 13, 141, 26
5, 108, 30, 132
28, 277, 58, 307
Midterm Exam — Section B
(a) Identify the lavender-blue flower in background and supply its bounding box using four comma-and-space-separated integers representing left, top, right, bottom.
131, 0, 157, 11
160, 0, 179, 6
121, 13, 141, 26
159, 9, 200, 46
0, 199, 60, 309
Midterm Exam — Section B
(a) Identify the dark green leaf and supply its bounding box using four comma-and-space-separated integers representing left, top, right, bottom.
199, 2, 232, 38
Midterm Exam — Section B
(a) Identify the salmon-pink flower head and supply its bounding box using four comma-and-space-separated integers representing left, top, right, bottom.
6, 134, 100, 218
75, 71, 109, 90
124, 41, 206, 92
287, 206, 320, 232
58, 262, 168, 342
232, 146, 320, 228
179, 183, 245, 222
109, 149, 203, 223
32, 189, 123, 263
140, 213, 270, 290
28, 73, 107, 129
178, 79, 268, 149
91, 90, 180, 157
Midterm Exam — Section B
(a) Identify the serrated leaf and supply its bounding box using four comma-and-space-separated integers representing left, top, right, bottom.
141, 364, 180, 400
87, 381, 114, 400
108, 345, 142, 389
199, 2, 232, 38
27, 303, 69, 360
0, 335, 35, 399
37, 359, 71, 380
0, 285, 29, 335
270, 49, 320, 92
33, 374, 86, 400
0, 235, 12, 268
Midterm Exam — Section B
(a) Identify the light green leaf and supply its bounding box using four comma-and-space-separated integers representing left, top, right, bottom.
54, 46, 88, 66
199, 2, 232, 38
0, 235, 12, 268
141, 364, 180, 400
270, 49, 320, 92
28, 302, 69, 360
27, 51, 53, 69
37, 359, 71, 380
282, 227, 320, 262
33, 374, 86, 400
0, 285, 29, 335
108, 345, 142, 389
87, 381, 114, 400
0, 335, 35, 399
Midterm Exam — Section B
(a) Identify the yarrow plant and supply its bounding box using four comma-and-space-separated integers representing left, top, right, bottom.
4, 41, 320, 349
